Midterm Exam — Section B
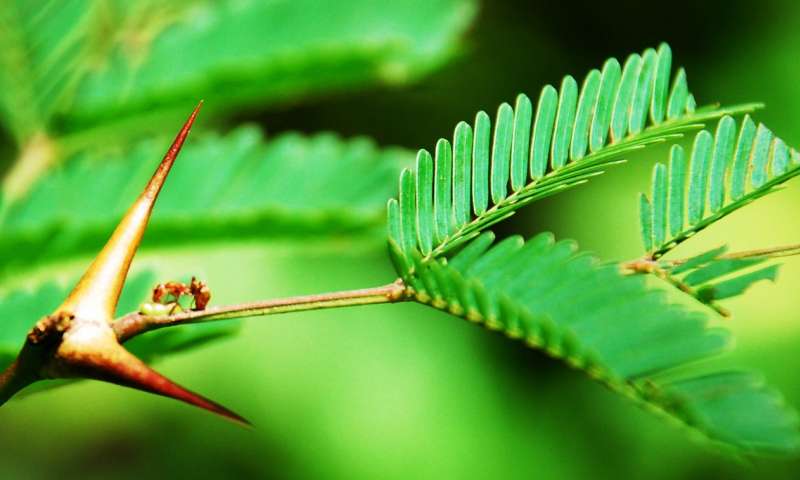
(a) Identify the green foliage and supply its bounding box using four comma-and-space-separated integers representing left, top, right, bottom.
0, 0, 475, 147
379, 43, 800, 454
0, 127, 410, 279
640, 115, 800, 258
387, 43, 756, 261
0, 271, 236, 372
397, 232, 800, 454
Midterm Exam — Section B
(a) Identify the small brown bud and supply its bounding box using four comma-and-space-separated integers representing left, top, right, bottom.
27, 312, 75, 345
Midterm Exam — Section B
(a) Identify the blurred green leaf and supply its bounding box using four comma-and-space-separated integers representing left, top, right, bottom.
0, 127, 411, 280
0, 0, 474, 201
0, 0, 476, 146
697, 265, 779, 302
683, 257, 765, 286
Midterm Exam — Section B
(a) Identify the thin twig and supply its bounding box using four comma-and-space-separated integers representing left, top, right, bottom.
113, 279, 410, 342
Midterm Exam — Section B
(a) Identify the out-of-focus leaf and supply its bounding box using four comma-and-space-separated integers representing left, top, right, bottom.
0, 0, 477, 148
662, 247, 785, 309
683, 258, 765, 286
697, 265, 780, 302
0, 127, 411, 279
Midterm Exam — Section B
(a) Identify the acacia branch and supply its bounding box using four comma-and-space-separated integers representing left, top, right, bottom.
625, 242, 800, 272
113, 279, 410, 342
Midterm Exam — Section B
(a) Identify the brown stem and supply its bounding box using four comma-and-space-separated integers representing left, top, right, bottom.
113, 279, 410, 342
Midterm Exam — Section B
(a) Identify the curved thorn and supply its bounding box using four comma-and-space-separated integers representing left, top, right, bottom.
57, 102, 203, 321
62, 339, 249, 426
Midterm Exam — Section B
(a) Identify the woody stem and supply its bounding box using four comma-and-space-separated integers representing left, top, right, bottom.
112, 279, 410, 342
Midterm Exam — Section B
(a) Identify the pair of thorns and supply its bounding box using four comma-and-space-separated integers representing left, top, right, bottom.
0, 103, 250, 424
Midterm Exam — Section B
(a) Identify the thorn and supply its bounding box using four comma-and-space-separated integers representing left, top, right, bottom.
57, 103, 203, 321
59, 338, 250, 426
0, 103, 245, 427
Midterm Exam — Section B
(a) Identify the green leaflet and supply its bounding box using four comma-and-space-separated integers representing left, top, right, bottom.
700, 265, 779, 300
750, 125, 774, 189
667, 69, 689, 120
454, 122, 474, 224
435, 138, 455, 243
687, 130, 713, 225
639, 194, 654, 252
0, 0, 476, 148
650, 43, 672, 124
472, 112, 491, 216
398, 232, 800, 454
730, 118, 758, 200
671, 246, 728, 275
531, 87, 558, 178
491, 103, 514, 203
570, 70, 601, 161
708, 116, 736, 212
0, 128, 411, 279
551, 76, 578, 170
683, 257, 765, 286
610, 54, 641, 142
388, 43, 757, 261
511, 95, 533, 190
399, 169, 418, 254
589, 58, 621, 152
667, 145, 686, 237
640, 115, 800, 258
415, 151, 435, 255
629, 48, 657, 134
0, 271, 237, 374
651, 163, 668, 247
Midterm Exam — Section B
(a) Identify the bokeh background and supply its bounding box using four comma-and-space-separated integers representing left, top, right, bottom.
1, 0, 800, 478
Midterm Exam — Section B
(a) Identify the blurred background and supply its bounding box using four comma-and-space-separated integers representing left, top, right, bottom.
1, 0, 800, 478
